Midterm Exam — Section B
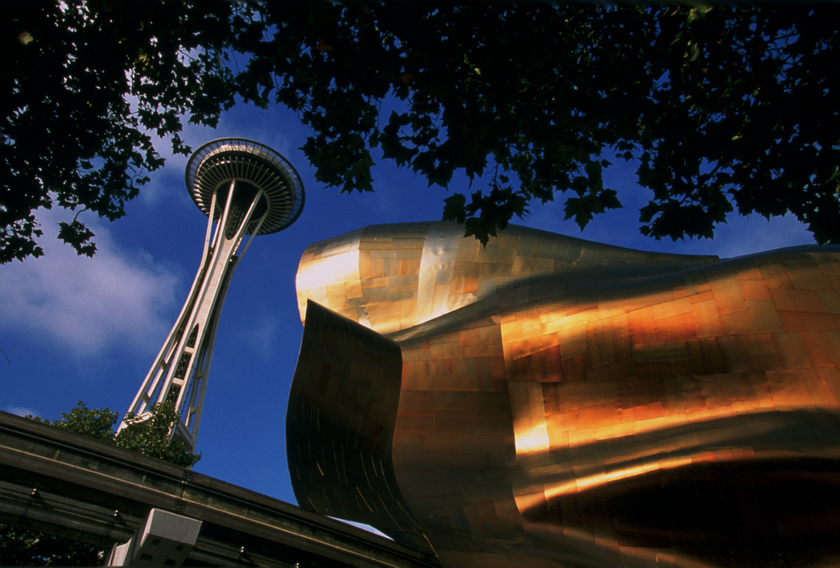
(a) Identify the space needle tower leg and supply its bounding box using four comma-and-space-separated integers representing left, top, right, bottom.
120, 139, 304, 453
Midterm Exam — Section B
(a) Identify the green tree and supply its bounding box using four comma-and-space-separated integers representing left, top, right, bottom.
116, 403, 200, 468
35, 401, 118, 443
28, 400, 201, 467
4, 3, 839, 262
0, 527, 101, 567
0, 402, 199, 565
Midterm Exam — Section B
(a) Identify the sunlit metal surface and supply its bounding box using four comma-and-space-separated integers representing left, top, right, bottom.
288, 221, 840, 567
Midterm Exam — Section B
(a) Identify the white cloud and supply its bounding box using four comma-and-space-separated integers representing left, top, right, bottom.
0, 208, 182, 358
248, 313, 280, 361
3, 405, 39, 417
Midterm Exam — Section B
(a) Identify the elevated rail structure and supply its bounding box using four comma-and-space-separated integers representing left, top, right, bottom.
0, 411, 440, 567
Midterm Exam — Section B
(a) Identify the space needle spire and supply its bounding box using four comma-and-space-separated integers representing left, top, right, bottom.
120, 138, 304, 453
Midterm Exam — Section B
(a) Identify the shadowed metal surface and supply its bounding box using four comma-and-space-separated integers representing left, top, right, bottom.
288, 221, 840, 568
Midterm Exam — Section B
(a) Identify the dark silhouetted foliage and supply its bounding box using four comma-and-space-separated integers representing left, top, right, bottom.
3, 3, 838, 261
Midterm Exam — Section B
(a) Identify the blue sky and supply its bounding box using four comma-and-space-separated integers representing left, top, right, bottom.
0, 99, 816, 507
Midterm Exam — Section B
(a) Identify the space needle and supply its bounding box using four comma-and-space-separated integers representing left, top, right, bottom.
120, 138, 304, 452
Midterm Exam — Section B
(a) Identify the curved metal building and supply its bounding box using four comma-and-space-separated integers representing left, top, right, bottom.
287, 221, 840, 567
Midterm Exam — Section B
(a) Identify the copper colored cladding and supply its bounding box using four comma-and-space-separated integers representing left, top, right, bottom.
287, 221, 840, 568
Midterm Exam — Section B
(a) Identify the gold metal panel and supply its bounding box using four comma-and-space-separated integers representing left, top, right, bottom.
759, 263, 796, 289
816, 367, 840, 404
387, 273, 421, 291
772, 332, 815, 369
358, 241, 394, 250
802, 332, 836, 367
797, 311, 840, 331
808, 331, 840, 367
654, 312, 697, 341
817, 289, 840, 314
769, 287, 828, 312
828, 275, 840, 295
789, 262, 833, 290
778, 309, 805, 331
651, 296, 692, 320
391, 238, 426, 251
709, 274, 748, 315
369, 255, 386, 278
746, 299, 785, 332
737, 265, 765, 281
720, 309, 755, 335
741, 279, 773, 301
289, 222, 840, 567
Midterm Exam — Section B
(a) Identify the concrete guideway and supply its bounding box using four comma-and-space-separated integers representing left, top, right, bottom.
0, 411, 440, 567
